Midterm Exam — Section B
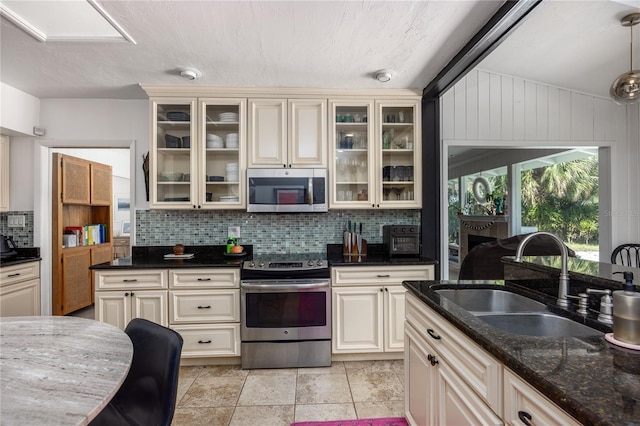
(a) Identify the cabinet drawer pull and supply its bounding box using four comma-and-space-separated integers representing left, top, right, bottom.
123, 279, 138, 282
198, 340, 212, 344
7, 273, 20, 277
426, 328, 441, 340
517, 411, 533, 426
197, 305, 211, 309
377, 274, 390, 278
197, 278, 211, 281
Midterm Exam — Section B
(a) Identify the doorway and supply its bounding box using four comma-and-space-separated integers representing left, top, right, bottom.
33, 141, 136, 316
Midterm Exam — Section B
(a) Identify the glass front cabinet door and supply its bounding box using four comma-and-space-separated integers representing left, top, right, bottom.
329, 98, 421, 209
329, 100, 374, 208
376, 100, 421, 209
150, 98, 197, 209
150, 98, 245, 209
199, 98, 246, 209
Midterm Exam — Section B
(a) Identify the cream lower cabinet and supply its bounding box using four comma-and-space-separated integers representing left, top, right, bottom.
0, 261, 41, 316
503, 369, 581, 426
94, 269, 168, 330
405, 293, 580, 426
169, 268, 240, 358
332, 265, 433, 354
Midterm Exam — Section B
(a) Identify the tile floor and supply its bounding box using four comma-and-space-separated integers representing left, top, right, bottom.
172, 360, 406, 426
68, 307, 406, 425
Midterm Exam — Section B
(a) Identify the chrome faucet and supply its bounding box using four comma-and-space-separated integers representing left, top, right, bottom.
515, 232, 570, 308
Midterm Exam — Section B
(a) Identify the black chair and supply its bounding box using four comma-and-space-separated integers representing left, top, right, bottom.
611, 243, 640, 268
90, 318, 183, 426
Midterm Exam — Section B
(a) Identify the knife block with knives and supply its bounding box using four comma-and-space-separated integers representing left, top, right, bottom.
343, 221, 367, 256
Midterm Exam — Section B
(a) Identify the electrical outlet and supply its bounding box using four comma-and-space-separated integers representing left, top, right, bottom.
379, 224, 385, 237
228, 226, 241, 238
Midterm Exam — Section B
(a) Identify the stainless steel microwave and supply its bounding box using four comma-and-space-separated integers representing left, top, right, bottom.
247, 168, 328, 213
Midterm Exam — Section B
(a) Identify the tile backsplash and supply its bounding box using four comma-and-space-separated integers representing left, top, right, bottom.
1, 209, 421, 255
136, 209, 421, 254
0, 211, 35, 248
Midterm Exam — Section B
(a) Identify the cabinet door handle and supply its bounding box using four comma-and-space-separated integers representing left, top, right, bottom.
197, 305, 211, 309
198, 340, 212, 344
384, 287, 388, 292
7, 273, 20, 277
427, 329, 441, 340
377, 274, 390, 278
427, 354, 439, 366
125, 292, 129, 296
123, 279, 138, 282
197, 278, 211, 281
517, 411, 533, 426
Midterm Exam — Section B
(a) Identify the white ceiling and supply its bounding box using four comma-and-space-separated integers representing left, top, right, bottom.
1, 1, 638, 101
479, 0, 640, 98
0, 0, 504, 99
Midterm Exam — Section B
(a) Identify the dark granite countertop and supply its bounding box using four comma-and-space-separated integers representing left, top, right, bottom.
403, 279, 640, 426
327, 244, 438, 267
0, 248, 42, 267
90, 245, 253, 269
90, 244, 437, 270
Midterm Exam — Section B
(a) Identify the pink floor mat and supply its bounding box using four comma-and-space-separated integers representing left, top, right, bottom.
291, 417, 408, 426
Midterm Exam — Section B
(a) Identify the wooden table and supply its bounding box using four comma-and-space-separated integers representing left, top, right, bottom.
0, 316, 133, 425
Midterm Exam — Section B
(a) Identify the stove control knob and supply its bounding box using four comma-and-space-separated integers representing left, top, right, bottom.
316, 260, 324, 267
258, 261, 265, 267
249, 261, 255, 268
308, 260, 314, 266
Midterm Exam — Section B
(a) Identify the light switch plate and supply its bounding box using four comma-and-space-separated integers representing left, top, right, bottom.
7, 215, 26, 228
228, 226, 241, 238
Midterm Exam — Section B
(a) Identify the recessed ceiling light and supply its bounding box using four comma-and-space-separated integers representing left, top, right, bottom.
374, 69, 396, 83
179, 67, 202, 80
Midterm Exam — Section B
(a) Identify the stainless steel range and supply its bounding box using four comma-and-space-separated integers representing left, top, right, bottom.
240, 254, 331, 369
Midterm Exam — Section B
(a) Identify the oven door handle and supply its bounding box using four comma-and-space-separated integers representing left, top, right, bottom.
241, 281, 329, 290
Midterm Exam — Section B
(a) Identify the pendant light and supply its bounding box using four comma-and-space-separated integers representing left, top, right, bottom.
610, 13, 640, 105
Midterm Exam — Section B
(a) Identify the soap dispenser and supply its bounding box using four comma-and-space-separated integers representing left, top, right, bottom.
613, 271, 640, 345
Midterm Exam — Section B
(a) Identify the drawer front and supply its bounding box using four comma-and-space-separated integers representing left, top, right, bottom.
171, 324, 240, 357
169, 290, 240, 323
406, 293, 502, 414
332, 265, 433, 287
94, 269, 168, 290
504, 369, 580, 426
0, 261, 40, 286
170, 268, 239, 289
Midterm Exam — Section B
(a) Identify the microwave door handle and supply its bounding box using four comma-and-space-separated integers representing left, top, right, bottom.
308, 177, 313, 205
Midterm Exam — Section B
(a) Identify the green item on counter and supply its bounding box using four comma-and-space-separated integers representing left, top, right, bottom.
226, 237, 234, 253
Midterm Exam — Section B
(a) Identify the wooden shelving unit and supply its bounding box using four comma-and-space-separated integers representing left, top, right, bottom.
52, 153, 113, 315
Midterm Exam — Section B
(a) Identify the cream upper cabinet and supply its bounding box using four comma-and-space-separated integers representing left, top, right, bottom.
150, 98, 198, 209
329, 98, 421, 209
376, 100, 421, 209
0, 135, 9, 212
150, 97, 245, 209
248, 98, 327, 168
199, 98, 246, 208
329, 100, 375, 208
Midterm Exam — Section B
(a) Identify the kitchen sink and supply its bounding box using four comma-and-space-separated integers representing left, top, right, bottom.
475, 313, 602, 337
435, 288, 546, 313
435, 288, 603, 337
